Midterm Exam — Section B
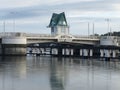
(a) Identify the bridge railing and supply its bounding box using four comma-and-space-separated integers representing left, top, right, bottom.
26, 33, 52, 37
73, 35, 100, 39
0, 32, 53, 38
0, 32, 26, 37
0, 32, 100, 41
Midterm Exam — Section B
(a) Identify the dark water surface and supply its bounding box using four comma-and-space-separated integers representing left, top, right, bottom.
0, 56, 120, 90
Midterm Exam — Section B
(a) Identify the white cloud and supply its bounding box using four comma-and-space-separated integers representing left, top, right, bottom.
47, 0, 96, 5
0, 0, 120, 35
67, 10, 120, 19
0, 0, 41, 8
113, 4, 120, 11
0, 0, 97, 9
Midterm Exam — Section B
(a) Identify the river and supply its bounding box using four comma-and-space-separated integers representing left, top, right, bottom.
0, 56, 120, 90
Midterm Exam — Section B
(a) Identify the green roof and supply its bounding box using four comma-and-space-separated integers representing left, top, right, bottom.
48, 12, 68, 27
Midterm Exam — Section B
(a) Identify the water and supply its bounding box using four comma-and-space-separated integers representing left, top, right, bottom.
0, 56, 120, 90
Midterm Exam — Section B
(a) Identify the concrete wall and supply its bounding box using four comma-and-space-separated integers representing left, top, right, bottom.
51, 26, 69, 36
100, 36, 118, 46
2, 37, 26, 44
2, 44, 26, 56
1, 37, 27, 56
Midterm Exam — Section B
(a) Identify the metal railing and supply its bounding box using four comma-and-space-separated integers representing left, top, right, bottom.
73, 35, 100, 40
0, 32, 26, 37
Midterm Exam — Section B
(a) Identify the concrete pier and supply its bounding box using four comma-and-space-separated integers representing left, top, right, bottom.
1, 34, 26, 56
0, 32, 119, 58
100, 49, 118, 58
27, 43, 120, 59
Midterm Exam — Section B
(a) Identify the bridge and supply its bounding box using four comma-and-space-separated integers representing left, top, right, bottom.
26, 33, 99, 45
0, 32, 99, 44
0, 12, 120, 59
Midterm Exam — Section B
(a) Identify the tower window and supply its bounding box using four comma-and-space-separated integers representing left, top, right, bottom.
51, 27, 54, 33
63, 21, 66, 25
61, 27, 65, 33
51, 29, 54, 32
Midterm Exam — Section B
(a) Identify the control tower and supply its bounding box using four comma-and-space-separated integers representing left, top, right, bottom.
48, 12, 69, 36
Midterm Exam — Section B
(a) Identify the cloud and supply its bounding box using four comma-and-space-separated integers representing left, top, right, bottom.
112, 3, 120, 11
0, 0, 120, 20
0, 0, 36, 8
0, 0, 120, 35
0, 0, 95, 9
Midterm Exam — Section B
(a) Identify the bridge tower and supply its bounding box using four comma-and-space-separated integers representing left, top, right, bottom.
48, 12, 69, 36
1, 33, 27, 56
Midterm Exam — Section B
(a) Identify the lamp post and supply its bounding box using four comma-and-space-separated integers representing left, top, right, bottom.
88, 22, 90, 37
10, 12, 16, 32
2, 15, 6, 36
106, 18, 110, 36
80, 20, 95, 37
92, 22, 94, 36
3, 21, 5, 36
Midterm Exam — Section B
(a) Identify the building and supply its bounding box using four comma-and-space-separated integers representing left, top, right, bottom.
48, 12, 69, 36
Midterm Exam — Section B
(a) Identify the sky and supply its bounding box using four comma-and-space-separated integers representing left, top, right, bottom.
0, 0, 120, 35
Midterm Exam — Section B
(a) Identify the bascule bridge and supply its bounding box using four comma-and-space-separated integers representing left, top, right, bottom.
0, 12, 119, 59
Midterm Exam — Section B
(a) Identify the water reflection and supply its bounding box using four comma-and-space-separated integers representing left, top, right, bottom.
50, 57, 66, 90
0, 56, 120, 90
0, 56, 27, 90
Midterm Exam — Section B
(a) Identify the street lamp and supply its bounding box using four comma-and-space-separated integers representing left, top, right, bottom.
88, 22, 90, 37
88, 22, 95, 37
10, 12, 16, 32
3, 21, 5, 35
105, 18, 110, 36
2, 15, 6, 36
79, 19, 95, 37
92, 22, 94, 36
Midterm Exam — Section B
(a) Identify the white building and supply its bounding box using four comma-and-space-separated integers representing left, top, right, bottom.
48, 12, 69, 36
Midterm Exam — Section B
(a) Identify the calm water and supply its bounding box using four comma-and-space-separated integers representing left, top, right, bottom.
0, 56, 120, 90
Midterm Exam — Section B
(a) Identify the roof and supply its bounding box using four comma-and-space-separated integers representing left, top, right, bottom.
48, 12, 68, 27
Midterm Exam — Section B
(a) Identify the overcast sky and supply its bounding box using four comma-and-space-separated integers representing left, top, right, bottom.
0, 0, 120, 35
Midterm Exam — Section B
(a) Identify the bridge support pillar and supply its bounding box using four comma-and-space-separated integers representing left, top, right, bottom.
62, 49, 65, 55
112, 50, 116, 58
93, 48, 100, 58
52, 48, 74, 56
81, 49, 93, 57
70, 49, 73, 56
83, 49, 88, 57
62, 48, 73, 56
2, 37, 27, 56
58, 48, 62, 56
73, 48, 80, 56
80, 49, 82, 56
100, 49, 118, 58
100, 49, 104, 57
52, 48, 58, 55
90, 49, 93, 57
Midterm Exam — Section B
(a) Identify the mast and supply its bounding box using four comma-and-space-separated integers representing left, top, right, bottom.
88, 22, 90, 37
3, 21, 5, 36
93, 22, 94, 35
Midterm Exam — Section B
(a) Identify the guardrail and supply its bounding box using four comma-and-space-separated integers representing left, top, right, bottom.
0, 32, 99, 38
73, 35, 100, 39
0, 32, 26, 37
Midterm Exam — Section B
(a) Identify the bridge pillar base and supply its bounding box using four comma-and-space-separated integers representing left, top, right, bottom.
73, 48, 80, 56
2, 44, 26, 56
1, 36, 27, 56
58, 48, 62, 56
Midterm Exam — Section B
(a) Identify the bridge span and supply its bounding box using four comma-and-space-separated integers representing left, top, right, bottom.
0, 12, 120, 59
0, 32, 100, 45
0, 32, 120, 60
26, 33, 100, 45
